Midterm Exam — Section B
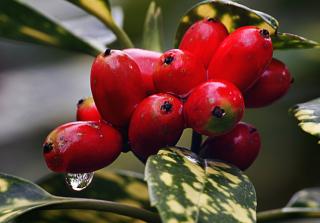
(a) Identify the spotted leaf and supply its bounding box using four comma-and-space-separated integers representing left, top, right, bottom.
0, 1, 102, 56
142, 1, 163, 52
291, 98, 320, 143
258, 188, 320, 222
175, 0, 319, 50
145, 147, 256, 223
272, 32, 320, 50
0, 172, 159, 223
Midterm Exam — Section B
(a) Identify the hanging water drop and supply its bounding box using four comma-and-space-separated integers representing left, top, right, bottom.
65, 172, 94, 191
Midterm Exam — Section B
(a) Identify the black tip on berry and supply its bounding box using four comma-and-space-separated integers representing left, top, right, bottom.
163, 56, 174, 65
260, 29, 270, 38
212, 106, 225, 118
291, 78, 295, 84
249, 128, 257, 134
77, 98, 84, 107
103, 48, 112, 56
43, 143, 53, 154
161, 101, 173, 113
207, 18, 215, 22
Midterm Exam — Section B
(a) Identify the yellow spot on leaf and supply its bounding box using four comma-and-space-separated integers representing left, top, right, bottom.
167, 218, 179, 223
160, 173, 173, 187
196, 4, 216, 18
182, 183, 199, 205
221, 200, 254, 223
98, 171, 125, 185
166, 200, 185, 214
0, 178, 9, 192
193, 182, 202, 190
163, 156, 177, 163
223, 172, 241, 185
116, 199, 142, 208
20, 26, 59, 46
296, 115, 317, 121
182, 16, 190, 23
209, 179, 230, 197
300, 122, 320, 136
213, 162, 231, 169
126, 182, 149, 201
220, 14, 233, 32
79, 0, 113, 24
295, 109, 314, 117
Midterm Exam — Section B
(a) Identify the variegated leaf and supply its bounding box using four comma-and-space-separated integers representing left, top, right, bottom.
16, 170, 155, 223
142, 1, 163, 52
145, 147, 256, 223
174, 0, 319, 50
0, 0, 101, 56
272, 32, 320, 50
0, 172, 159, 223
291, 98, 320, 143
66, 0, 134, 48
258, 188, 320, 222
175, 0, 278, 47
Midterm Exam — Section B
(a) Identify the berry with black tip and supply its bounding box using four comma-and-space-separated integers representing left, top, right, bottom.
76, 96, 102, 121
184, 80, 244, 137
129, 93, 184, 161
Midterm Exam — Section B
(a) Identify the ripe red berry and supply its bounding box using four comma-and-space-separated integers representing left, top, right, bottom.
179, 18, 228, 68
43, 121, 122, 173
244, 58, 293, 108
76, 97, 102, 121
123, 48, 161, 95
153, 49, 207, 98
200, 122, 261, 170
129, 93, 184, 161
208, 26, 273, 92
91, 49, 146, 127
184, 80, 244, 137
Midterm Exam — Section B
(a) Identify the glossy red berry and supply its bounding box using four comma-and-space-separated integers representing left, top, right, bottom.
208, 26, 273, 92
184, 80, 244, 137
129, 93, 184, 161
76, 97, 102, 121
123, 48, 161, 95
91, 49, 146, 127
200, 122, 261, 170
244, 58, 293, 108
43, 121, 122, 173
153, 49, 207, 98
179, 18, 228, 68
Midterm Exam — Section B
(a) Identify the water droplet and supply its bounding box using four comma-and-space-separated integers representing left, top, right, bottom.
65, 172, 94, 191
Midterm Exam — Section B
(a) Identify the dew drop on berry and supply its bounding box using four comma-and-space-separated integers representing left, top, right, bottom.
65, 172, 94, 191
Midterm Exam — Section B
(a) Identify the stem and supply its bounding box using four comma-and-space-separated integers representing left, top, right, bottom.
40, 197, 161, 223
191, 130, 202, 154
109, 22, 134, 49
257, 208, 320, 222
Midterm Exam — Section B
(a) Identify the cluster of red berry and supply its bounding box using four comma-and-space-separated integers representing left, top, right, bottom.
43, 18, 292, 174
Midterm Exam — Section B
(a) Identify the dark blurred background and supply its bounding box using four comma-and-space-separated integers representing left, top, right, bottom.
0, 0, 319, 211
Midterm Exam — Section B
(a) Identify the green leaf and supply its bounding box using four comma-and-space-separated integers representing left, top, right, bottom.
66, 0, 134, 48
0, 1, 102, 56
174, 0, 319, 50
145, 147, 257, 223
258, 188, 320, 222
287, 188, 320, 208
291, 98, 320, 143
175, 0, 278, 47
142, 1, 163, 52
0, 172, 160, 223
272, 32, 320, 49
16, 170, 156, 223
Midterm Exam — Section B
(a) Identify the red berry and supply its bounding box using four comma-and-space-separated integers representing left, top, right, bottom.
76, 97, 102, 121
200, 122, 261, 170
244, 58, 293, 108
91, 49, 146, 127
179, 18, 228, 68
184, 80, 244, 137
124, 48, 161, 95
208, 26, 273, 92
129, 93, 184, 161
43, 121, 122, 173
153, 49, 207, 98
